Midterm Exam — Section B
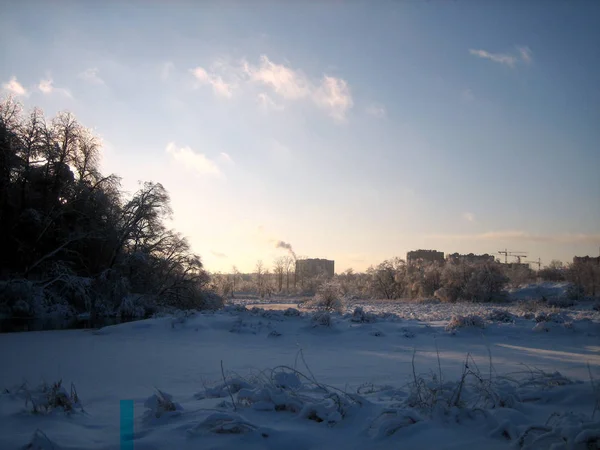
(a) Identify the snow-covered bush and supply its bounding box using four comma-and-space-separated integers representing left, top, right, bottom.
566, 283, 586, 300
310, 280, 343, 313
516, 299, 544, 314
143, 389, 182, 420
462, 264, 508, 302
117, 294, 148, 319
283, 307, 301, 317
0, 279, 44, 318
21, 380, 82, 415
433, 287, 454, 303
486, 309, 515, 323
534, 311, 566, 323
351, 306, 377, 323
198, 290, 224, 310
198, 379, 253, 400
445, 314, 486, 332
546, 296, 576, 308
311, 311, 333, 328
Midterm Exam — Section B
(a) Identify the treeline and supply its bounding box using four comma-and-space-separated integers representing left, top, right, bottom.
0, 96, 221, 320
212, 257, 600, 301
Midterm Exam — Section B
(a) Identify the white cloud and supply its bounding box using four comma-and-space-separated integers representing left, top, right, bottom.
190, 66, 234, 98
463, 212, 475, 223
191, 55, 354, 122
166, 142, 222, 176
469, 49, 518, 67
518, 46, 533, 64
210, 250, 228, 258
38, 79, 53, 94
366, 103, 386, 119
38, 78, 72, 97
246, 56, 353, 121
2, 76, 28, 96
79, 68, 104, 85
313, 75, 353, 122
244, 55, 311, 100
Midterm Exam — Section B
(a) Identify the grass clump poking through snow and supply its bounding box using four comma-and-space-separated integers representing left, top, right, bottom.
143, 388, 183, 421
445, 314, 486, 332
17, 380, 83, 415
200, 350, 363, 428
350, 306, 377, 323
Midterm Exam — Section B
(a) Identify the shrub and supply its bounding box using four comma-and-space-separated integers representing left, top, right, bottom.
487, 309, 515, 323
462, 264, 508, 302
143, 389, 182, 420
199, 290, 225, 310
311, 281, 343, 313
350, 307, 377, 323
445, 314, 486, 332
22, 380, 83, 415
283, 307, 301, 317
0, 279, 44, 318
117, 294, 148, 319
311, 311, 332, 328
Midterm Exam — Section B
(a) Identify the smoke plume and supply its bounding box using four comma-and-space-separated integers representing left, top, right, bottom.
275, 240, 296, 260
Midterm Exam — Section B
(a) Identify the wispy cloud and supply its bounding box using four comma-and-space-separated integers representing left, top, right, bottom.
2, 76, 28, 96
244, 55, 310, 100
245, 56, 353, 121
210, 250, 228, 258
518, 46, 533, 64
219, 152, 234, 164
313, 75, 353, 122
166, 142, 222, 177
427, 230, 600, 244
366, 103, 386, 119
257, 92, 284, 111
190, 66, 234, 98
79, 68, 104, 85
192, 55, 353, 122
463, 212, 475, 223
469, 46, 533, 68
38, 78, 72, 97
469, 49, 518, 67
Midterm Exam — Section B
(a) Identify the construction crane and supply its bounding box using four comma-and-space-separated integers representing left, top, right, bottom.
498, 249, 509, 264
498, 249, 528, 264
509, 252, 528, 264
526, 257, 541, 271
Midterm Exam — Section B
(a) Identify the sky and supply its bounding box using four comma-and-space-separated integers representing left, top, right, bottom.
1, 0, 599, 274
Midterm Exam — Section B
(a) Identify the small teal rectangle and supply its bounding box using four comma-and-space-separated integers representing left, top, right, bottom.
120, 399, 134, 450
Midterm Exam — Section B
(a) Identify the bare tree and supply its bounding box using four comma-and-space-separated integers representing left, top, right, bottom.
231, 265, 239, 298
283, 255, 294, 294
109, 181, 171, 268
273, 257, 286, 293
255, 260, 264, 298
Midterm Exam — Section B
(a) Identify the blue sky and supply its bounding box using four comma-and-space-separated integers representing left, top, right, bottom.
2, 0, 599, 273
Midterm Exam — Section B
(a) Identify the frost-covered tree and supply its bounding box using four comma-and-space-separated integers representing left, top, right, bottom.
0, 96, 219, 319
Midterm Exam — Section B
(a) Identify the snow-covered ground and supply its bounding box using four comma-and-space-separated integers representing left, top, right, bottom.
1, 297, 600, 449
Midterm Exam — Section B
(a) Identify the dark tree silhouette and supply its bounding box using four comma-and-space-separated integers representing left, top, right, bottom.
0, 96, 221, 320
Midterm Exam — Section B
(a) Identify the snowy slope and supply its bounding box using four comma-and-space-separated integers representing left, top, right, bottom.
1, 303, 599, 449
